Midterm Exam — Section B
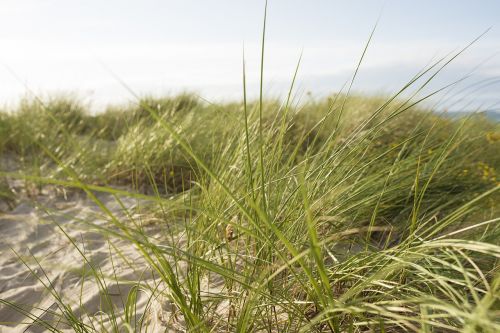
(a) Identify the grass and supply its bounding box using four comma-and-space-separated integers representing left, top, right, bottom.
0, 22, 500, 333
0, 88, 498, 331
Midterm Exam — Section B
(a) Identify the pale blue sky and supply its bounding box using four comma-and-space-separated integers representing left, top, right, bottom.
0, 0, 499, 112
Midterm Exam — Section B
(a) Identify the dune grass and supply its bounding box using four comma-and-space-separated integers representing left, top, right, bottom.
0, 85, 499, 331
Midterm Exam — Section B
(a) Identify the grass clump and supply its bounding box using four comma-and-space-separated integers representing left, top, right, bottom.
0, 87, 498, 332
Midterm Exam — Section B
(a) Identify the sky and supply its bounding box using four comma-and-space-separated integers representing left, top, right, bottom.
0, 0, 499, 112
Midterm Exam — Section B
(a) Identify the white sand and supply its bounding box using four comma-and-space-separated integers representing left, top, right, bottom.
0, 183, 185, 332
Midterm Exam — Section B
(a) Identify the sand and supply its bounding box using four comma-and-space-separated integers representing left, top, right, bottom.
0, 180, 185, 332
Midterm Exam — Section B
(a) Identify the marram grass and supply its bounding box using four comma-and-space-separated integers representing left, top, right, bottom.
0, 86, 499, 332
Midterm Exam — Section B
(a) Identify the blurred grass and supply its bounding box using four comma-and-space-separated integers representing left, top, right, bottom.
1, 93, 498, 201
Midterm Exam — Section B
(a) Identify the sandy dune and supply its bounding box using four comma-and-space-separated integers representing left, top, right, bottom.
0, 184, 183, 332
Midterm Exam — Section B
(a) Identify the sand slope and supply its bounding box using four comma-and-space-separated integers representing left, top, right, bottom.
0, 186, 181, 332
